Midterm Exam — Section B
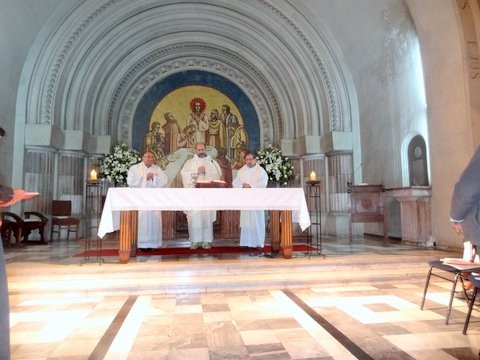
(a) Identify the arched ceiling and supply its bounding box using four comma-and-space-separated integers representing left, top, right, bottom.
20, 0, 355, 154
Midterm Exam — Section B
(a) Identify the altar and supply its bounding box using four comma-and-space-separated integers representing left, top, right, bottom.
385, 186, 432, 246
98, 187, 311, 263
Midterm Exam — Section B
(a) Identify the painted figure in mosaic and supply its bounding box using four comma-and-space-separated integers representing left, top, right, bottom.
143, 121, 165, 163
207, 108, 226, 149
233, 150, 269, 248
127, 151, 168, 250
187, 98, 209, 144
216, 147, 233, 188
232, 143, 248, 170
180, 142, 221, 249
222, 104, 239, 159
231, 124, 249, 166
162, 112, 181, 154
177, 124, 196, 149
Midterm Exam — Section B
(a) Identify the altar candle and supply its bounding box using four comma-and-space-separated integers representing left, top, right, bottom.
309, 171, 316, 181
90, 169, 97, 180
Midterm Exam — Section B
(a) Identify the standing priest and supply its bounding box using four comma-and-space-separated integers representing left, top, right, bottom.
127, 151, 168, 250
180, 142, 222, 249
232, 150, 269, 248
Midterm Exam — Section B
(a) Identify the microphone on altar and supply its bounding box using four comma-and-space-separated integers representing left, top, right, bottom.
210, 158, 222, 178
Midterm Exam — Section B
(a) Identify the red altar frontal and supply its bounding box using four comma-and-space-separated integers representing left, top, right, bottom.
98, 187, 311, 263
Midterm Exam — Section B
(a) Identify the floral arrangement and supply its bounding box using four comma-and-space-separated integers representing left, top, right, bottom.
256, 145, 295, 186
99, 144, 141, 186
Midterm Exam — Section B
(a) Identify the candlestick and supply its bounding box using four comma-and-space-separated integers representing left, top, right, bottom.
309, 171, 316, 181
90, 169, 97, 181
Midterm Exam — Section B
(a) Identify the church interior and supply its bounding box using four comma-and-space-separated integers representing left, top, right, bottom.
2, 0, 480, 358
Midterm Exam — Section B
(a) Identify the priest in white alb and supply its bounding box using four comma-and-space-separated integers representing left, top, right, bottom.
232, 150, 269, 248
127, 151, 168, 250
180, 142, 222, 249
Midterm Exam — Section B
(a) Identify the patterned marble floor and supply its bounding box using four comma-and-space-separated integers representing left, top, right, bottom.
5, 235, 480, 359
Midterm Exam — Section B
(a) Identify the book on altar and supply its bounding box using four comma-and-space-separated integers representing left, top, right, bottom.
195, 180, 227, 188
196, 179, 226, 184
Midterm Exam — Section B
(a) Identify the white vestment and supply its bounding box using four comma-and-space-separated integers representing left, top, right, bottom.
232, 163, 268, 247
127, 162, 168, 248
180, 154, 221, 243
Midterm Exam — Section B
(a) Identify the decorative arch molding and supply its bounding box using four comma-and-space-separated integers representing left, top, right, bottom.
18, 0, 356, 155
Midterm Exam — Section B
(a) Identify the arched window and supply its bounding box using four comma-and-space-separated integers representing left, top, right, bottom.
408, 135, 429, 186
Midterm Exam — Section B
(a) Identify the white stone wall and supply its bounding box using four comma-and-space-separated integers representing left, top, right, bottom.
0, 0, 65, 186
0, 0, 476, 250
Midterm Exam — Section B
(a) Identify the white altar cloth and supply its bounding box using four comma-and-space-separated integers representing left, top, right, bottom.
98, 187, 311, 238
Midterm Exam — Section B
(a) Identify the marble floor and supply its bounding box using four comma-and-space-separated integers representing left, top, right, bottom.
4, 235, 480, 359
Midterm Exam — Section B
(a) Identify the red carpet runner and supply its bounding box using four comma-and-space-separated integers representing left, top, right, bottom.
74, 245, 315, 257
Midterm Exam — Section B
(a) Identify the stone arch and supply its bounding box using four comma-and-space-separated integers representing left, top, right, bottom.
17, 0, 357, 154
401, 132, 429, 187
407, 135, 429, 186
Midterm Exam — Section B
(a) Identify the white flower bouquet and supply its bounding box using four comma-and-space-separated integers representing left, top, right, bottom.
99, 144, 141, 186
256, 145, 295, 186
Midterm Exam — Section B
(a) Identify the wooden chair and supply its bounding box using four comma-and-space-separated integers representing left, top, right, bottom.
50, 200, 80, 241
0, 211, 49, 246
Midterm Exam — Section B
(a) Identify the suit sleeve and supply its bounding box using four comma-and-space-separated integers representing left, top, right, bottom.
450, 147, 480, 221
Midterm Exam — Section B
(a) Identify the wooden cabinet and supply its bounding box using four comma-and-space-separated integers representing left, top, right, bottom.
348, 184, 388, 244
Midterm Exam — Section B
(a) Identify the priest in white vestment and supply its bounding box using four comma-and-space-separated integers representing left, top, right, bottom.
127, 151, 168, 249
180, 142, 221, 249
232, 150, 269, 248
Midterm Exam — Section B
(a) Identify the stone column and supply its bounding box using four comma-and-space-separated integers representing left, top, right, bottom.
23, 147, 56, 214
57, 150, 85, 219
325, 152, 352, 236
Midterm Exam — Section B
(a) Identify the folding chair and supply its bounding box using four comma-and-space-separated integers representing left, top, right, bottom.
420, 259, 480, 325
463, 274, 480, 334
